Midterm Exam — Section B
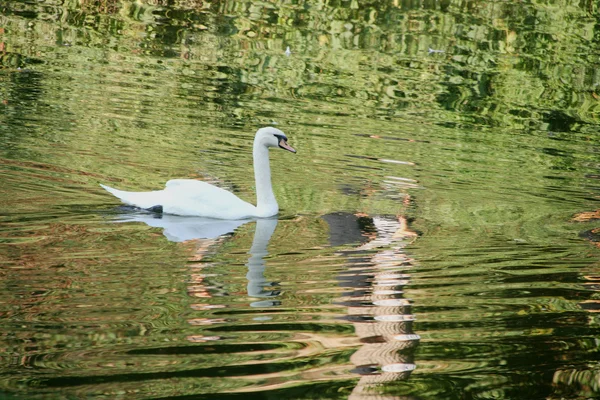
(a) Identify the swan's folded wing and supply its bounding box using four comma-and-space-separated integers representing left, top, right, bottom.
165, 179, 203, 189
165, 179, 235, 198
163, 179, 256, 218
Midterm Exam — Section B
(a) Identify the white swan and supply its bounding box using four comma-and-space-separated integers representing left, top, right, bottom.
100, 127, 296, 219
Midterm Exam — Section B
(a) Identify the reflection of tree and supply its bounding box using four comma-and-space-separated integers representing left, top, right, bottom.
3, 0, 600, 129
0, 69, 50, 159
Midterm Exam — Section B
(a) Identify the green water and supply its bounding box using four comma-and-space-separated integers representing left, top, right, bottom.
1, 0, 600, 398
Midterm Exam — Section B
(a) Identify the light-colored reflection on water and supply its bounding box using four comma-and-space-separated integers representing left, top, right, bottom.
112, 211, 253, 242
245, 218, 280, 305
115, 209, 420, 398
333, 214, 419, 399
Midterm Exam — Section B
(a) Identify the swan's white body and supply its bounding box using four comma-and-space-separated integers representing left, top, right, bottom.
100, 127, 296, 219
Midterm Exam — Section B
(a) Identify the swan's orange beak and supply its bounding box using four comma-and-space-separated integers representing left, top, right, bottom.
279, 139, 296, 153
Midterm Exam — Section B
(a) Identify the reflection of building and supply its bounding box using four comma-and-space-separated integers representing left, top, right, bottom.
325, 212, 419, 399
172, 211, 420, 396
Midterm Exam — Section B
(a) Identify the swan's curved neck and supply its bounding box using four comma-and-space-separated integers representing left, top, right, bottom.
253, 142, 278, 216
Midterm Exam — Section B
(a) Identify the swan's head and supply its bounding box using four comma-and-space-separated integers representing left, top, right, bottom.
255, 127, 296, 154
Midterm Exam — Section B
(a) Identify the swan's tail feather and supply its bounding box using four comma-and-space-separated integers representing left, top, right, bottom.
100, 184, 163, 209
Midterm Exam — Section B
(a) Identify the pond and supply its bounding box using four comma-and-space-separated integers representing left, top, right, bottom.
1, 0, 600, 398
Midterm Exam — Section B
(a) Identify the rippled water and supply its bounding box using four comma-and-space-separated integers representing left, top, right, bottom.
2, 0, 600, 398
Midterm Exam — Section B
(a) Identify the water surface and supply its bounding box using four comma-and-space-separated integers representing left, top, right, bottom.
1, 0, 600, 398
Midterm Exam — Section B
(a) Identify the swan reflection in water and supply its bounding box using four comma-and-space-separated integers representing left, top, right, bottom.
115, 212, 253, 242
111, 210, 419, 398
113, 212, 277, 306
